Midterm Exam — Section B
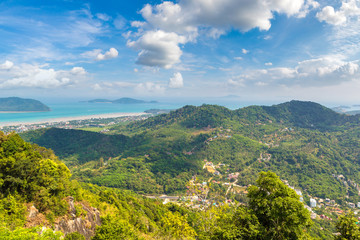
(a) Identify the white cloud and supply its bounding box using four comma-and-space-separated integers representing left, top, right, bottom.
227, 78, 245, 87
242, 49, 249, 54
96, 13, 111, 21
0, 63, 87, 89
255, 81, 268, 86
135, 82, 166, 94
92, 83, 102, 91
70, 67, 87, 75
96, 48, 119, 61
234, 57, 243, 60
0, 60, 14, 70
316, 0, 360, 25
316, 1, 360, 58
316, 6, 347, 25
81, 49, 102, 59
239, 56, 360, 87
130, 0, 318, 69
127, 30, 187, 69
113, 15, 127, 29
265, 62, 273, 66
169, 72, 184, 88
0, 8, 106, 62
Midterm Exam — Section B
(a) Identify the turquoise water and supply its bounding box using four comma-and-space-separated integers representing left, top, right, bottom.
0, 102, 186, 124
0, 99, 260, 125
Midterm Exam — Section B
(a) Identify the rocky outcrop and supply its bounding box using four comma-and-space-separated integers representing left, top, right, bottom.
54, 196, 101, 240
26, 204, 48, 228
25, 197, 101, 239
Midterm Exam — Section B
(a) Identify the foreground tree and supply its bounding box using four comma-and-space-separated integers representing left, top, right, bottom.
248, 171, 312, 239
335, 212, 360, 240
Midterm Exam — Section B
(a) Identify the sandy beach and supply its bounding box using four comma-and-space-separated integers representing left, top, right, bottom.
0, 112, 149, 127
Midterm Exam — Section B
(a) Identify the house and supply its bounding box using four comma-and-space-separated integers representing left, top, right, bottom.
310, 198, 317, 208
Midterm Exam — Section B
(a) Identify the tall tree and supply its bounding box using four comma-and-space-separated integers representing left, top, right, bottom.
248, 171, 312, 239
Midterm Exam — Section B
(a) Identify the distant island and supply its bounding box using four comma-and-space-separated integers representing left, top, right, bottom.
86, 97, 158, 104
0, 97, 50, 112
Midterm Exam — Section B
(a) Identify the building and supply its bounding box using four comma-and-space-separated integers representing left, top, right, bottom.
310, 198, 317, 208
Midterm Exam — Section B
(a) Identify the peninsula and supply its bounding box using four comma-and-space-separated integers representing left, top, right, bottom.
0, 97, 50, 112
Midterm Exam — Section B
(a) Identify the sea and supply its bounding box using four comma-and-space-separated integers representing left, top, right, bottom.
0, 100, 250, 125
1, 99, 358, 126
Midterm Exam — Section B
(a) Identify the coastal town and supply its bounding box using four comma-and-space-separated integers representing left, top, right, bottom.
0, 113, 150, 133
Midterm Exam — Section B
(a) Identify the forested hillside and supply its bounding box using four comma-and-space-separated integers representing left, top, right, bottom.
2, 131, 332, 239
21, 101, 360, 205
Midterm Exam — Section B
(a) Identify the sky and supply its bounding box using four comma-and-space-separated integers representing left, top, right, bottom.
1, 0, 360, 105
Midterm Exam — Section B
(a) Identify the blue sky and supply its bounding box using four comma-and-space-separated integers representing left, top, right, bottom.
1, 0, 360, 105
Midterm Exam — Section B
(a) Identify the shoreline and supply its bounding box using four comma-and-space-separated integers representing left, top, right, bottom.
0, 112, 149, 127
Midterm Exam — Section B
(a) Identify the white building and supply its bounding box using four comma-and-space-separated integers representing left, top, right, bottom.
310, 198, 317, 208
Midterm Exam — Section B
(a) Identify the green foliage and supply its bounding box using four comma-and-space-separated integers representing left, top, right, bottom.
0, 131, 78, 227
335, 212, 360, 240
64, 232, 85, 240
0, 226, 63, 240
248, 171, 312, 239
92, 216, 135, 240
160, 211, 196, 239
21, 128, 130, 164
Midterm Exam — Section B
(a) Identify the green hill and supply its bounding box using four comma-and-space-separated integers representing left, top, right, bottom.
1, 131, 328, 239
20, 101, 360, 207
0, 97, 50, 112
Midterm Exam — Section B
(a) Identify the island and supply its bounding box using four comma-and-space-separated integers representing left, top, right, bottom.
0, 97, 50, 112
87, 97, 158, 104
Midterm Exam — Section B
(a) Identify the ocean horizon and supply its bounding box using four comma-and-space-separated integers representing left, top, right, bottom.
0, 100, 255, 125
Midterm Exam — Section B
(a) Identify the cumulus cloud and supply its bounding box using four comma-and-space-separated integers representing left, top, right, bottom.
169, 72, 184, 88
129, 0, 318, 68
127, 30, 186, 69
316, 6, 347, 25
317, 0, 360, 25
0, 63, 87, 89
238, 56, 360, 87
0, 60, 14, 70
265, 62, 273, 66
96, 48, 119, 61
70, 66, 86, 75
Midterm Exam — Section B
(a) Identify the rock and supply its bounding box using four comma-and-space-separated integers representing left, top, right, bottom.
28, 205, 39, 218
54, 197, 101, 240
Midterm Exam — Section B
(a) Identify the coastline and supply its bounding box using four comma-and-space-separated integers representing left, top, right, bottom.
0, 112, 149, 127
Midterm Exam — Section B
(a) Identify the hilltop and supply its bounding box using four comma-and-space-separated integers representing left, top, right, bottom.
0, 97, 50, 112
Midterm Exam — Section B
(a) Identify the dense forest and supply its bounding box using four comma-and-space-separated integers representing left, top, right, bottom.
1, 131, 337, 239
21, 101, 360, 203
3, 100, 360, 238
